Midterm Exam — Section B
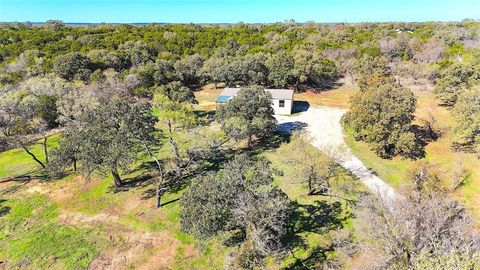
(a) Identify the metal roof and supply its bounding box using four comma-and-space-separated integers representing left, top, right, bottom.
216, 95, 231, 103
219, 88, 294, 100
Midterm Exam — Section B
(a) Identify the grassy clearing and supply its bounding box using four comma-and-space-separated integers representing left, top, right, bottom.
263, 139, 364, 268
194, 83, 223, 111
343, 90, 480, 219
0, 194, 104, 269
0, 134, 60, 179
0, 169, 228, 269
294, 86, 358, 109
0, 124, 230, 269
194, 84, 358, 110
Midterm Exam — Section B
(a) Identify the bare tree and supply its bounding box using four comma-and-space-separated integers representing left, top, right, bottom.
153, 94, 198, 178
451, 155, 471, 191
279, 132, 337, 196
0, 89, 51, 169
357, 164, 480, 269
419, 108, 442, 141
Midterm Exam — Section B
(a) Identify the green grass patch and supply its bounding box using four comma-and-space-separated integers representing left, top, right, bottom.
263, 139, 362, 269
0, 194, 103, 269
343, 126, 412, 187
173, 238, 228, 270
0, 134, 60, 179
74, 177, 123, 215
117, 212, 167, 232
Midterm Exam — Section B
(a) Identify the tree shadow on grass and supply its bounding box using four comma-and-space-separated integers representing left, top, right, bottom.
193, 148, 237, 175
194, 110, 216, 122
0, 199, 11, 217
1, 173, 50, 184
139, 148, 236, 202
411, 124, 441, 144
135, 160, 160, 173
248, 132, 291, 156
1, 174, 50, 196
114, 173, 156, 193
285, 246, 333, 270
282, 200, 348, 269
285, 200, 345, 243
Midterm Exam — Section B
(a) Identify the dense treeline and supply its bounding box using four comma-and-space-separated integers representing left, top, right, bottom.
2, 20, 480, 158
1, 20, 480, 90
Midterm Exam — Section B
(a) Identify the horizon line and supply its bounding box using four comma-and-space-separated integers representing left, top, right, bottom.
2, 19, 479, 26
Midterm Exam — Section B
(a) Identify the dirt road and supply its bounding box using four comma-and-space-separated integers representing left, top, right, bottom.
276, 107, 397, 200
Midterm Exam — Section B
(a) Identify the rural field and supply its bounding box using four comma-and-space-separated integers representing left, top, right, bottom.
1, 18, 480, 270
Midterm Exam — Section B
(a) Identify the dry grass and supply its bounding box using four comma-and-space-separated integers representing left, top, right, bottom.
294, 86, 358, 109
413, 90, 480, 217
194, 83, 223, 111
194, 84, 358, 110
341, 87, 480, 220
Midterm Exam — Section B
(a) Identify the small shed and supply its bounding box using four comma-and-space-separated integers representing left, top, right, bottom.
216, 88, 294, 115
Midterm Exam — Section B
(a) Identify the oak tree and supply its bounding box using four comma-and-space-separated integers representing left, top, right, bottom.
216, 87, 276, 147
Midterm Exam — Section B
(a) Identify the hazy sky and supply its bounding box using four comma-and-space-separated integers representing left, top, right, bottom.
1, 0, 479, 23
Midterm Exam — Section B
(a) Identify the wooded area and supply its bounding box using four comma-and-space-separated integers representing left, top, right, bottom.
1, 20, 480, 269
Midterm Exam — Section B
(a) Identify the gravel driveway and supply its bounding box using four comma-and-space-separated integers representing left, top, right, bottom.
275, 107, 397, 200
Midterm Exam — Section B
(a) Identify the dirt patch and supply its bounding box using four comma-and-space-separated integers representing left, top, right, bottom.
59, 212, 119, 225
194, 83, 223, 109
295, 87, 358, 109
25, 184, 49, 194
88, 232, 179, 270
183, 245, 199, 258
58, 209, 182, 270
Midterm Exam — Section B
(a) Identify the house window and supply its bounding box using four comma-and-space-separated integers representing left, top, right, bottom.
279, 100, 285, 107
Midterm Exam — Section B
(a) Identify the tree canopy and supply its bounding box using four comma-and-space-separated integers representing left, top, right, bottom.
452, 86, 480, 155
180, 155, 289, 267
344, 81, 421, 159
52, 96, 157, 187
216, 87, 277, 147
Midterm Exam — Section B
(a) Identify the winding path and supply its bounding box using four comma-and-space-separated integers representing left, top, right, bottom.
275, 107, 397, 200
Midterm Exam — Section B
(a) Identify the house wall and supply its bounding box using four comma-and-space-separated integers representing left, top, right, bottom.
271, 99, 292, 115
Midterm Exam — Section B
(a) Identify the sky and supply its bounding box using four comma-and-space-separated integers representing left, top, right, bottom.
1, 0, 479, 24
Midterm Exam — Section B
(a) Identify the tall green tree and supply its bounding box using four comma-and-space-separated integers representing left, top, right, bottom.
59, 97, 157, 187
291, 48, 338, 90
157, 81, 196, 104
53, 52, 92, 81
344, 82, 421, 159
452, 86, 480, 155
87, 49, 124, 71
119, 40, 154, 67
198, 56, 232, 88
265, 52, 294, 88
174, 54, 204, 86
433, 62, 480, 106
216, 87, 276, 147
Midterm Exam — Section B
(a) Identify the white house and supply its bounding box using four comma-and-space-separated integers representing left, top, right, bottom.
216, 88, 294, 115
